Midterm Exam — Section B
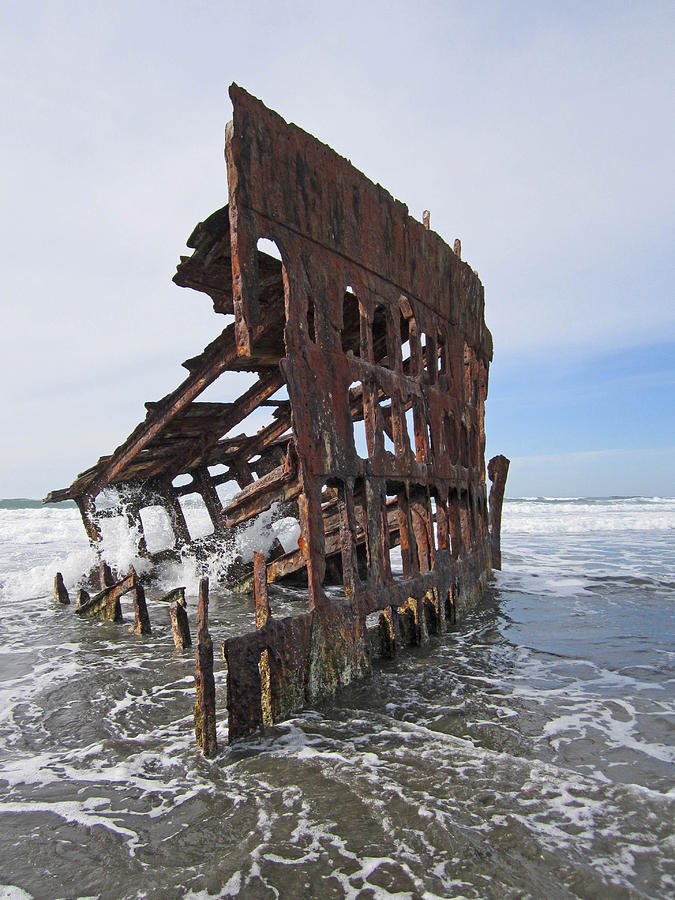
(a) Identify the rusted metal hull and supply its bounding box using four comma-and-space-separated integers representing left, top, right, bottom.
46, 85, 508, 744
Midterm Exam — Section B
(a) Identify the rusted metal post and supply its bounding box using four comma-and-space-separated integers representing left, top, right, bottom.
254, 551, 274, 727
129, 568, 151, 635
253, 551, 270, 629
170, 601, 191, 649
379, 606, 401, 658
487, 455, 510, 570
169, 589, 191, 648
159, 586, 186, 604
194, 577, 217, 757
192, 466, 226, 532
162, 490, 192, 547
74, 572, 136, 622
75, 494, 102, 545
125, 505, 149, 559
99, 561, 114, 589
53, 572, 70, 604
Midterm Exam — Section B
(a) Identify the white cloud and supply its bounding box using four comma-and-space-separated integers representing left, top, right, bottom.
1, 1, 673, 494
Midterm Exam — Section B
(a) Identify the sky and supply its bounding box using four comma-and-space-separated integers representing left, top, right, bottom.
1, 0, 673, 498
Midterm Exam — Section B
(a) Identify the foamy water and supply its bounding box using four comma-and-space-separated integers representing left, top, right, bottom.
0, 497, 673, 898
0, 497, 301, 604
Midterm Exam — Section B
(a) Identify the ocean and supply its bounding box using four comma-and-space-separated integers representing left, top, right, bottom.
0, 496, 673, 899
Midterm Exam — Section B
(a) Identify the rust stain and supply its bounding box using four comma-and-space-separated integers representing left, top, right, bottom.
46, 85, 509, 746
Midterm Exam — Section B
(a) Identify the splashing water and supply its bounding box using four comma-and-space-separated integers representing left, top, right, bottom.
0, 497, 673, 898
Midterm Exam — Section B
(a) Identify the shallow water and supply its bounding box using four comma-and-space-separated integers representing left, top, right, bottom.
0, 498, 673, 898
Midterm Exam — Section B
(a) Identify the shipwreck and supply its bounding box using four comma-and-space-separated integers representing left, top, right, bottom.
46, 85, 509, 750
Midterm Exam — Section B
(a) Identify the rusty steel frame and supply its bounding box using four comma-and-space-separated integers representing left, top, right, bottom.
46, 85, 509, 743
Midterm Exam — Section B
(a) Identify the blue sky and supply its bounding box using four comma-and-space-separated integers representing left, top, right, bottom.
1, 0, 673, 497
485, 341, 675, 496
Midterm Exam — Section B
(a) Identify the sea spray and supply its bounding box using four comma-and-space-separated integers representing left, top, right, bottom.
0, 493, 301, 601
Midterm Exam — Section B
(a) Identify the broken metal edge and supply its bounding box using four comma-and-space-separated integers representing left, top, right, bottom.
45, 85, 509, 748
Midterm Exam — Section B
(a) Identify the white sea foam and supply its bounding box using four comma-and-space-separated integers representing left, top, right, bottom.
0, 497, 673, 898
2, 497, 671, 603
0, 888, 34, 900
0, 500, 301, 601
503, 496, 675, 534
0, 799, 141, 855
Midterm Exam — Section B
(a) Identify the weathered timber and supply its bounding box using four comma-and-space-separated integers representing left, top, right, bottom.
46, 85, 509, 746
194, 577, 217, 757
170, 600, 191, 649
54, 572, 70, 605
